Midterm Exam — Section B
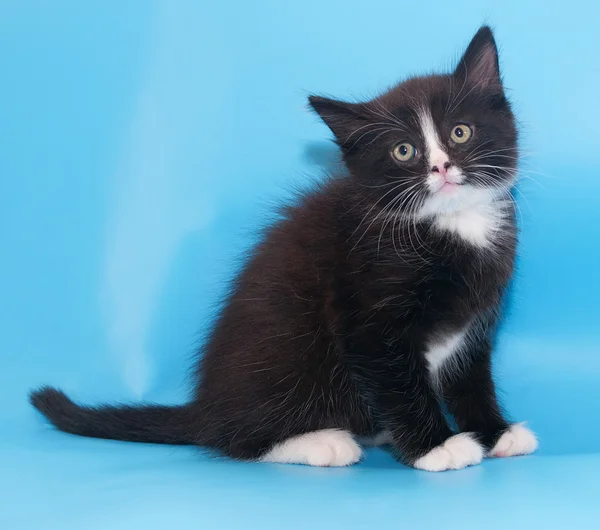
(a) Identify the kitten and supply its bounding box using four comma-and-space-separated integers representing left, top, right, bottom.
30, 26, 538, 471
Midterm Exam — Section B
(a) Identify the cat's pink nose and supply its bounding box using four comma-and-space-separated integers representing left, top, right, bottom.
431, 161, 451, 177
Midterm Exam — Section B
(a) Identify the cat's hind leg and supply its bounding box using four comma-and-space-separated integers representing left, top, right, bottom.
259, 429, 362, 467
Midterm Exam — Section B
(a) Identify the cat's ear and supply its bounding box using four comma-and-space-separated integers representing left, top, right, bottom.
308, 95, 368, 147
454, 25, 502, 91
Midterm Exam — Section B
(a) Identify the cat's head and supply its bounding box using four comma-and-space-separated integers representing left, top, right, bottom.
309, 26, 517, 219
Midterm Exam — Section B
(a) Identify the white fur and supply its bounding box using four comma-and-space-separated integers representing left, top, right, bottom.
416, 108, 510, 248
259, 429, 362, 467
419, 108, 449, 173
418, 188, 509, 248
418, 108, 466, 192
490, 424, 538, 458
413, 433, 484, 472
434, 201, 504, 247
357, 430, 393, 447
425, 327, 469, 375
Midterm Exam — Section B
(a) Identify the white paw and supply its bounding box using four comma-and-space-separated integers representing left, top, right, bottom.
413, 433, 484, 472
259, 429, 362, 467
490, 424, 538, 458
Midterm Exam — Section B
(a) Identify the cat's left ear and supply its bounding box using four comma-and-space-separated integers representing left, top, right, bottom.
454, 25, 502, 91
308, 95, 368, 148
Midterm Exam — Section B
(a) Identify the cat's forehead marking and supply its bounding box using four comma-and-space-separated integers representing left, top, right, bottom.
417, 107, 448, 170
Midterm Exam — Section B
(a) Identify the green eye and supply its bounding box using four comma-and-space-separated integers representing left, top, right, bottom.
450, 124, 473, 144
391, 142, 417, 162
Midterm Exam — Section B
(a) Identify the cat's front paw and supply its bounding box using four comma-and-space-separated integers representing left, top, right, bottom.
413, 433, 484, 472
489, 423, 538, 458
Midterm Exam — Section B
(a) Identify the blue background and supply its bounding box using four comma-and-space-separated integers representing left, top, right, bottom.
1, 1, 599, 528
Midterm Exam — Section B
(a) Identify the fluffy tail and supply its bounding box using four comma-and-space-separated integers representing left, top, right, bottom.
30, 386, 200, 445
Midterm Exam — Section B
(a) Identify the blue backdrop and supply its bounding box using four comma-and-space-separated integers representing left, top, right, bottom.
1, 1, 599, 528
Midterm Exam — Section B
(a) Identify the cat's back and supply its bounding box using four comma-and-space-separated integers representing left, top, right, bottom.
203, 175, 354, 355
247, 175, 356, 289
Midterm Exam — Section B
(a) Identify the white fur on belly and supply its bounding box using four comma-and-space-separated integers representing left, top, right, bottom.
413, 433, 484, 472
259, 429, 362, 467
490, 423, 538, 458
425, 327, 469, 375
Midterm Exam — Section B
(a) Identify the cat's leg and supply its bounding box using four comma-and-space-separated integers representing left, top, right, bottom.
259, 429, 362, 467
370, 363, 485, 472
342, 331, 484, 472
440, 336, 538, 458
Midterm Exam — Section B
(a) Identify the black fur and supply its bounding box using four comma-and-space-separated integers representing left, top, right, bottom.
30, 26, 519, 466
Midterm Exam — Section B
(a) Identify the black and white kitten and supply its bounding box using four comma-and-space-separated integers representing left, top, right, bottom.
31, 26, 538, 472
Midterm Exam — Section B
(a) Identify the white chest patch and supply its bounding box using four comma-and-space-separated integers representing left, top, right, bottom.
433, 201, 506, 248
424, 327, 470, 375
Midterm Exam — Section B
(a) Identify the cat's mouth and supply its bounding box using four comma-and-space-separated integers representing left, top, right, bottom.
426, 166, 466, 195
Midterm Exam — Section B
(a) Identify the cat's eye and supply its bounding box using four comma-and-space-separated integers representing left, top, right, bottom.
391, 142, 417, 162
450, 124, 472, 144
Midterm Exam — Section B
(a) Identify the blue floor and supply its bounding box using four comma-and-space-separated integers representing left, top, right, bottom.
5, 336, 600, 529
2, 1, 599, 528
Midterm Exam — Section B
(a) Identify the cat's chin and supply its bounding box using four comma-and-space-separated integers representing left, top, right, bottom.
417, 184, 502, 219
440, 182, 461, 193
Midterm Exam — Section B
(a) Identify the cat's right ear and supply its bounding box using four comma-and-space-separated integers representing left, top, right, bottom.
454, 25, 502, 91
308, 96, 368, 147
